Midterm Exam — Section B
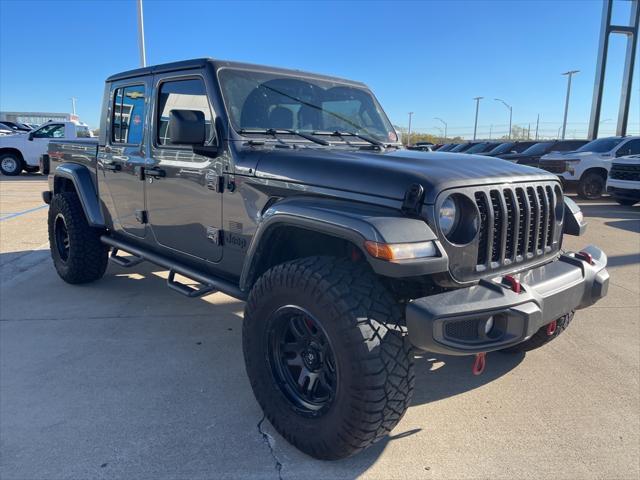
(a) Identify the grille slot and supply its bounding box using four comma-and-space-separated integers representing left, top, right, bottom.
471, 182, 560, 273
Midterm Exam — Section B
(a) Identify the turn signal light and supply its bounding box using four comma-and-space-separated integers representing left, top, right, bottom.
364, 240, 437, 261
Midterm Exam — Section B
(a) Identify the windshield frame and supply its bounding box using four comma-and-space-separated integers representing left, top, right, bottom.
216, 66, 401, 146
521, 141, 553, 155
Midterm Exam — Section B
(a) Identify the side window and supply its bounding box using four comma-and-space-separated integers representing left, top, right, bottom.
616, 139, 640, 157
112, 84, 145, 144
156, 78, 213, 146
32, 124, 64, 138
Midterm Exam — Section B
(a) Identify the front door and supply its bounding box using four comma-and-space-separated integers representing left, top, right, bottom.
24, 123, 65, 164
98, 81, 149, 238
145, 73, 224, 263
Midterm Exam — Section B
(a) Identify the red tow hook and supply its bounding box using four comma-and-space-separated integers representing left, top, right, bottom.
576, 251, 594, 265
472, 352, 487, 376
546, 319, 557, 336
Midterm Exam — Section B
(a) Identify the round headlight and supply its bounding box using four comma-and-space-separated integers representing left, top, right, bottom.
439, 196, 458, 236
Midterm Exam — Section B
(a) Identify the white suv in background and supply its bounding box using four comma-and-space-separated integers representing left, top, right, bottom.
0, 121, 93, 175
538, 136, 640, 199
607, 154, 640, 206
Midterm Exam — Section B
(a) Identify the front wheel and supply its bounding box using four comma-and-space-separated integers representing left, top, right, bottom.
0, 153, 23, 176
577, 172, 605, 200
243, 257, 414, 460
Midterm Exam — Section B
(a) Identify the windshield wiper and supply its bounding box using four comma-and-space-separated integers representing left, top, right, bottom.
238, 128, 330, 146
315, 130, 385, 148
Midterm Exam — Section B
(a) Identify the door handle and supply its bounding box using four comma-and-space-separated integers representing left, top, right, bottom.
145, 167, 166, 178
103, 163, 121, 172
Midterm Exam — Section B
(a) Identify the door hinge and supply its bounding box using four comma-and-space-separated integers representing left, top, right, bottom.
206, 172, 225, 193
135, 209, 148, 224
206, 226, 223, 245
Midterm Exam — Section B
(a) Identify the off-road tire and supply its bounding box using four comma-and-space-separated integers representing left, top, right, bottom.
500, 311, 574, 353
613, 197, 638, 206
48, 191, 108, 284
243, 256, 415, 460
577, 171, 605, 200
0, 153, 23, 176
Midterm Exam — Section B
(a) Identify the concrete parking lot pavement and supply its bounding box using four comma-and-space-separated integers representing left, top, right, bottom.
1, 175, 638, 479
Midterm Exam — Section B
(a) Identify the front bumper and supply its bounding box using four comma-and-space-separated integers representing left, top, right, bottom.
406, 245, 608, 355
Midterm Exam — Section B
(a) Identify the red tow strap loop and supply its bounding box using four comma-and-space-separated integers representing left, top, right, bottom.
576, 251, 594, 265
472, 352, 486, 376
546, 320, 557, 336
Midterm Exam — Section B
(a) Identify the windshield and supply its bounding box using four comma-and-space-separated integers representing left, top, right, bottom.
576, 137, 624, 153
218, 68, 398, 143
486, 142, 514, 154
521, 142, 553, 155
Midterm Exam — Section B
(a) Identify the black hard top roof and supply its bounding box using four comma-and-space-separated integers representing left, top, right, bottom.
106, 57, 366, 87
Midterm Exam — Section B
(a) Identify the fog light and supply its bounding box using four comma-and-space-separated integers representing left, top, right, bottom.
484, 316, 494, 335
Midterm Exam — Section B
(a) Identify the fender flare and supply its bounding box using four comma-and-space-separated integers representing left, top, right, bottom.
53, 163, 105, 227
239, 196, 448, 291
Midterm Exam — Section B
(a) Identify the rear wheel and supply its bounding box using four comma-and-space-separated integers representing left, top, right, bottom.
48, 191, 108, 284
0, 153, 23, 176
577, 172, 605, 200
500, 311, 574, 353
243, 256, 414, 460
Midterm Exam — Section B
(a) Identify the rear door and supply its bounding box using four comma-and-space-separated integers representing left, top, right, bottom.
98, 79, 150, 238
145, 72, 224, 263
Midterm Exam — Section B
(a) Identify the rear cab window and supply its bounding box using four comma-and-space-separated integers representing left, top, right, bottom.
111, 84, 146, 145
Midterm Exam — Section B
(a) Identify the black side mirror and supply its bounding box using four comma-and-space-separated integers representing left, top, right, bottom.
28, 132, 34, 141
168, 109, 205, 145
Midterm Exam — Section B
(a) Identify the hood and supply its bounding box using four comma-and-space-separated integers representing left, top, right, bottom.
541, 150, 596, 161
253, 148, 556, 204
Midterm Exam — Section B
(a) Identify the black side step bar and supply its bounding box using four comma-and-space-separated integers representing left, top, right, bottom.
101, 235, 247, 301
110, 248, 144, 268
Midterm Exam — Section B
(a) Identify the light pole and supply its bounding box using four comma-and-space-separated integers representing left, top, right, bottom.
473, 97, 483, 140
433, 126, 443, 142
494, 98, 512, 139
137, 0, 147, 67
407, 112, 414, 146
561, 70, 579, 139
434, 117, 447, 141
70, 97, 77, 116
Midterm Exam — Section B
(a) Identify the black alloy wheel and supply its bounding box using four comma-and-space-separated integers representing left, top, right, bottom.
268, 306, 338, 416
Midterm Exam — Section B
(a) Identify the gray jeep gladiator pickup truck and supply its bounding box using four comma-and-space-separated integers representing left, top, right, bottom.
42, 58, 609, 460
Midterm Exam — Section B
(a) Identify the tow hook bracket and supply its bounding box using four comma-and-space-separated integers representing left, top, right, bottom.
502, 274, 521, 293
546, 319, 558, 336
472, 352, 487, 376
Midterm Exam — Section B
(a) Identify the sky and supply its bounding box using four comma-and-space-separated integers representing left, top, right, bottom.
1, 0, 638, 139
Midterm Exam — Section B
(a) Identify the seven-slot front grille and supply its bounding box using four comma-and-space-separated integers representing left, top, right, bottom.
610, 163, 640, 181
474, 183, 559, 272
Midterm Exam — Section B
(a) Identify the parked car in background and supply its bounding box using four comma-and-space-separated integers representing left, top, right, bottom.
607, 154, 640, 206
436, 143, 458, 151
408, 141, 434, 151
464, 141, 502, 154
499, 139, 588, 167
0, 123, 14, 136
539, 136, 640, 199
0, 121, 32, 133
477, 140, 538, 157
0, 121, 93, 175
449, 142, 480, 152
